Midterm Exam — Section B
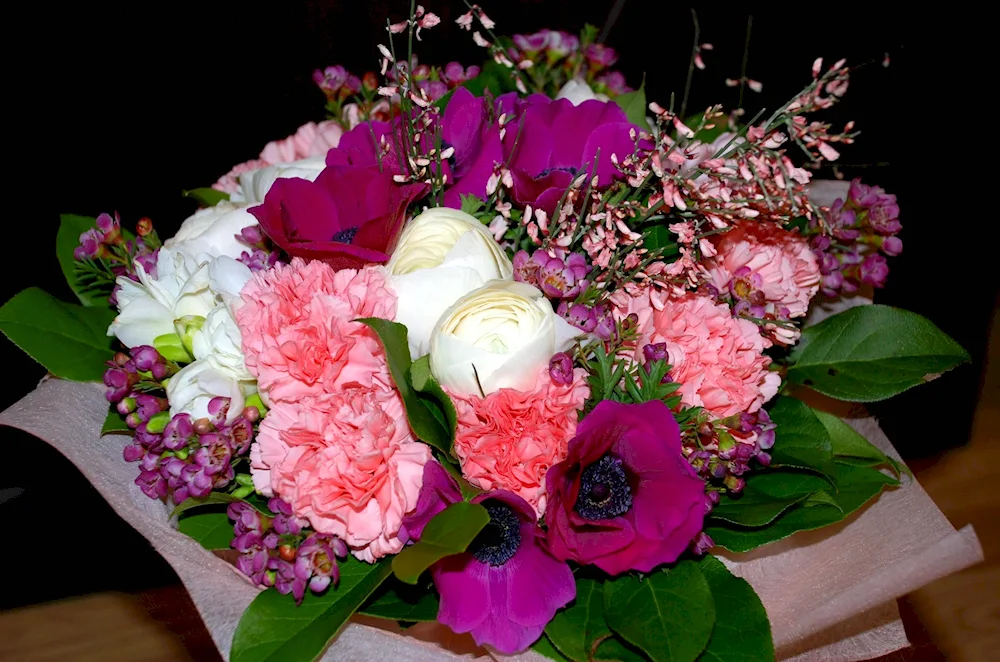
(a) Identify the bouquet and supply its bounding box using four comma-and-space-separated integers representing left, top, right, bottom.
0, 5, 983, 662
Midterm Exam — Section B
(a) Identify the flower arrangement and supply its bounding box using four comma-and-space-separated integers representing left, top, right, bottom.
0, 5, 975, 662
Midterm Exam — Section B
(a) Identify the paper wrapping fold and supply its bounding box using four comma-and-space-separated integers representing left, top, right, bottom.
0, 379, 982, 662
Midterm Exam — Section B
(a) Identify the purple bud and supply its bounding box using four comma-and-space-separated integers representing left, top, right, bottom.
151, 362, 171, 380
881, 235, 903, 256
642, 342, 669, 363
691, 531, 714, 555
548, 352, 574, 386
104, 367, 132, 403
756, 452, 772, 467
859, 254, 889, 288
125, 412, 142, 429
117, 397, 137, 416
135, 394, 166, 421
131, 345, 161, 371
592, 305, 615, 341
123, 443, 145, 463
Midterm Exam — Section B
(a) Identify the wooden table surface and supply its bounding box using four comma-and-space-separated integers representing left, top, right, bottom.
2, 311, 997, 661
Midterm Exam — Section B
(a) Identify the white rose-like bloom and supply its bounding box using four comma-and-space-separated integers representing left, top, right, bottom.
387, 207, 513, 359
429, 280, 579, 396
166, 356, 256, 424
229, 156, 327, 205
162, 201, 258, 265
108, 247, 217, 348
556, 78, 609, 105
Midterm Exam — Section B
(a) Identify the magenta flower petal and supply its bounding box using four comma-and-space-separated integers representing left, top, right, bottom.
434, 553, 492, 632
402, 461, 463, 541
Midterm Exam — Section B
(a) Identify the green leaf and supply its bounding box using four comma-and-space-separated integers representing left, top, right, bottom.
178, 511, 234, 550
612, 80, 647, 127
0, 287, 117, 381
533, 635, 572, 661
787, 305, 970, 402
604, 560, 715, 662
357, 318, 452, 453
644, 225, 678, 254
231, 557, 392, 662
683, 114, 731, 144
545, 577, 610, 661
357, 578, 439, 622
706, 463, 898, 553
814, 409, 909, 477
170, 491, 270, 518
56, 214, 104, 307
766, 397, 836, 479
696, 556, 774, 662
391, 501, 489, 585
459, 194, 486, 216
183, 187, 230, 207
709, 471, 829, 527
101, 408, 132, 435
593, 636, 647, 662
410, 355, 458, 438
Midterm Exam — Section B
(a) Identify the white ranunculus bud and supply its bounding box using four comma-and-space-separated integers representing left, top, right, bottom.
230, 156, 327, 205
555, 78, 609, 105
387, 207, 513, 358
429, 280, 578, 396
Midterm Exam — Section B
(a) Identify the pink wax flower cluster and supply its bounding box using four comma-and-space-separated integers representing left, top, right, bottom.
237, 258, 430, 561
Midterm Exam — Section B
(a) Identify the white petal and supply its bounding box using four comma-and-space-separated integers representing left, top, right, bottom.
110, 297, 176, 348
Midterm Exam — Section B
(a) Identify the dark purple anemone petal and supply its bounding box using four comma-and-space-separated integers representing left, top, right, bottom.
433, 553, 491, 633
581, 121, 642, 186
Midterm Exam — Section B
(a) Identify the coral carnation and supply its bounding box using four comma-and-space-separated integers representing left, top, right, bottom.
252, 387, 430, 562
450, 366, 589, 516
631, 293, 779, 419
706, 222, 820, 329
260, 120, 344, 163
236, 258, 396, 404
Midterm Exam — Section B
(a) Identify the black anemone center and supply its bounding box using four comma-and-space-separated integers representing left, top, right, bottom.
574, 454, 632, 520
332, 227, 359, 244
471, 502, 522, 567
538, 165, 579, 178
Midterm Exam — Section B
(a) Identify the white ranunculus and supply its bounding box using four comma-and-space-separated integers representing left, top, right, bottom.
429, 280, 579, 396
556, 78, 609, 105
230, 156, 327, 205
191, 304, 254, 381
387, 207, 513, 359
109, 247, 217, 348
166, 356, 256, 424
163, 201, 258, 265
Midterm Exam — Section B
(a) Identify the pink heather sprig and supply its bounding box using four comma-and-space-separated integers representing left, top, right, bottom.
228, 499, 349, 604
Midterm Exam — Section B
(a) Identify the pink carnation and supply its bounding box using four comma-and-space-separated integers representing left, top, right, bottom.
212, 158, 270, 193
706, 222, 821, 321
236, 258, 396, 403
630, 292, 780, 419
260, 120, 344, 163
450, 367, 590, 517
252, 387, 431, 562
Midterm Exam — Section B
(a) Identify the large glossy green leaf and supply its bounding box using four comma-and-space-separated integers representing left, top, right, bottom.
0, 287, 116, 381
357, 578, 439, 622
391, 501, 489, 585
709, 471, 829, 528
410, 355, 457, 438
357, 318, 452, 453
101, 407, 132, 435
178, 511, 234, 550
612, 81, 647, 127
814, 409, 909, 477
604, 561, 715, 662
766, 397, 836, 479
55, 214, 104, 306
593, 636, 646, 662
545, 577, 610, 661
533, 634, 572, 661
788, 305, 969, 402
231, 558, 392, 662
696, 556, 774, 662
170, 491, 270, 518
183, 187, 230, 207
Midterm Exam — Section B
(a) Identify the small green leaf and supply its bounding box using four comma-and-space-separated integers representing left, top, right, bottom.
696, 556, 774, 662
709, 471, 829, 527
178, 511, 234, 550
357, 578, 439, 622
532, 634, 572, 662
101, 408, 132, 435
0, 287, 117, 382
788, 305, 970, 402
814, 409, 910, 477
802, 490, 842, 511
170, 491, 270, 518
410, 355, 458, 437
391, 501, 489, 585
545, 577, 610, 661
56, 214, 105, 307
357, 318, 452, 452
593, 636, 647, 662
231, 557, 392, 662
183, 187, 230, 207
604, 560, 715, 662
766, 397, 836, 479
612, 79, 647, 127
459, 194, 486, 216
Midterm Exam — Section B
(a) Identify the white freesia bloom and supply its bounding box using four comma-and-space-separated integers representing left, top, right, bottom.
429, 280, 578, 396
166, 356, 256, 424
230, 156, 327, 205
208, 256, 253, 309
387, 207, 513, 358
162, 202, 258, 265
556, 78, 609, 105
109, 247, 217, 348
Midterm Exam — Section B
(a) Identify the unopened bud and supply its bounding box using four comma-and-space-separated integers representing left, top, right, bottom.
278, 544, 297, 562
114, 352, 131, 366
153, 333, 193, 364
235, 473, 254, 487
125, 412, 142, 429
245, 393, 268, 416
242, 406, 261, 423
174, 447, 190, 461
136, 217, 154, 236
145, 411, 171, 434
193, 418, 214, 435
173, 316, 206, 356
231, 485, 253, 499
117, 397, 137, 415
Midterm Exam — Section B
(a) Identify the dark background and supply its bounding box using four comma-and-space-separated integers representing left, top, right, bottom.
2, 2, 992, 609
